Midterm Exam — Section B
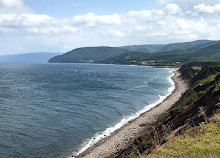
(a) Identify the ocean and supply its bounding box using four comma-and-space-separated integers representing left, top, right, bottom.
0, 63, 174, 158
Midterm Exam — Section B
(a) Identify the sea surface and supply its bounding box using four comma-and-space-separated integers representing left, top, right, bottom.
0, 63, 174, 158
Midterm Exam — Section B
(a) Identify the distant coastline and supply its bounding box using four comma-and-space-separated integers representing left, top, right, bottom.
73, 68, 188, 158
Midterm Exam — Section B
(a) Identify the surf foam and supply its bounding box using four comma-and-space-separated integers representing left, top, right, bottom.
71, 68, 175, 157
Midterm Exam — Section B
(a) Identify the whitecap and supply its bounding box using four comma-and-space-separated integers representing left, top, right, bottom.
71, 68, 175, 157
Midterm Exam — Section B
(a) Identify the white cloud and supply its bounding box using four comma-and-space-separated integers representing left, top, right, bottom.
0, 0, 30, 13
164, 4, 181, 15
0, 0, 23, 8
159, 0, 220, 6
1, 1, 220, 54
159, 0, 220, 12
73, 13, 121, 27
0, 14, 53, 32
194, 3, 220, 13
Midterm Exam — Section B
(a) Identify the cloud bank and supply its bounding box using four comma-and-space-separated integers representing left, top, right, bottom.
0, 0, 220, 54
0, 0, 30, 13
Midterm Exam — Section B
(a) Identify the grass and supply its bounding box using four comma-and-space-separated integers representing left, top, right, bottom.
143, 113, 220, 158
191, 66, 202, 71
130, 154, 140, 158
193, 74, 217, 89
214, 83, 220, 93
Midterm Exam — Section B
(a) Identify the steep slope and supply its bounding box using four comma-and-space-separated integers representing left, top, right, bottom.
144, 114, 220, 158
120, 40, 214, 53
102, 41, 220, 65
189, 40, 219, 52
189, 41, 220, 62
48, 47, 129, 63
120, 44, 165, 53
109, 62, 220, 158
159, 40, 213, 52
151, 41, 220, 63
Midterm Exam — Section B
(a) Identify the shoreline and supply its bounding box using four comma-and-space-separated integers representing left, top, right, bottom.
74, 68, 188, 158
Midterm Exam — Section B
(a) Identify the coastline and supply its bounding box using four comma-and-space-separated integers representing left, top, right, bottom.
74, 68, 188, 158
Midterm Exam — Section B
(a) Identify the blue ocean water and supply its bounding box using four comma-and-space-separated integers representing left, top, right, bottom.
0, 63, 173, 158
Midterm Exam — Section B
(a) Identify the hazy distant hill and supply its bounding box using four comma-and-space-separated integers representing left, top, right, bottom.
0, 52, 61, 63
120, 44, 165, 53
49, 47, 129, 63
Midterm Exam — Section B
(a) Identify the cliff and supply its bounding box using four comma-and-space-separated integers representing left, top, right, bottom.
109, 62, 220, 158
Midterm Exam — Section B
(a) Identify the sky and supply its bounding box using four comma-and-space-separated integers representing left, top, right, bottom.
0, 0, 220, 54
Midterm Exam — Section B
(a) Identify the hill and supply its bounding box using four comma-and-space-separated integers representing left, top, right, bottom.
48, 47, 129, 63
159, 40, 213, 52
0, 52, 61, 63
48, 40, 220, 65
120, 44, 165, 53
101, 40, 220, 65
120, 40, 214, 53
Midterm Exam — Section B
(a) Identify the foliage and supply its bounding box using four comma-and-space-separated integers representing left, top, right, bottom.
191, 66, 202, 71
214, 83, 220, 93
49, 46, 129, 63
193, 74, 217, 89
49, 40, 220, 65
130, 154, 140, 158
121, 44, 165, 53
102, 41, 220, 66
144, 122, 220, 158
163, 107, 185, 125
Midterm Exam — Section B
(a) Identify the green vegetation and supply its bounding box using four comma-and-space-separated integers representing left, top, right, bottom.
191, 66, 201, 71
49, 46, 129, 63
112, 62, 220, 158
193, 74, 217, 89
145, 114, 220, 158
214, 83, 220, 93
49, 40, 220, 65
102, 41, 220, 65
163, 107, 185, 126
130, 154, 139, 158
120, 44, 165, 53
158, 40, 212, 52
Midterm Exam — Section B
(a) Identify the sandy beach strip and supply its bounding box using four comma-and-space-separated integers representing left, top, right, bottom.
75, 68, 188, 158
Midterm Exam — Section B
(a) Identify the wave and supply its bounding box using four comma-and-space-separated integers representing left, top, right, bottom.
71, 69, 175, 157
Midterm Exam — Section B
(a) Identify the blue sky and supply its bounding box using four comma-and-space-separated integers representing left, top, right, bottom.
26, 0, 158, 17
0, 0, 220, 54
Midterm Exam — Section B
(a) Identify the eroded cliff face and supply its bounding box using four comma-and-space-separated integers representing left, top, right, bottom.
109, 65, 220, 158
179, 64, 197, 83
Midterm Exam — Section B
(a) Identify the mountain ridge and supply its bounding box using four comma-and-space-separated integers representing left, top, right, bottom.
48, 40, 220, 65
49, 46, 129, 63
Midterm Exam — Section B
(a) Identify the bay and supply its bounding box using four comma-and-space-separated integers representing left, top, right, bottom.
0, 63, 173, 158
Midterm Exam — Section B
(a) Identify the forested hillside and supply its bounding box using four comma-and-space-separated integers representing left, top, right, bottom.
49, 40, 220, 65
